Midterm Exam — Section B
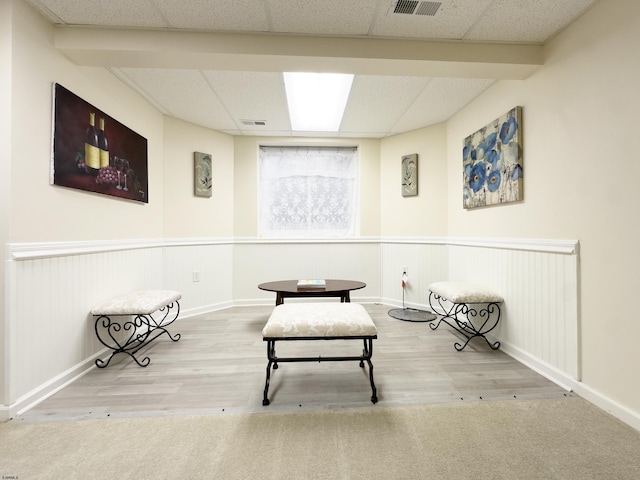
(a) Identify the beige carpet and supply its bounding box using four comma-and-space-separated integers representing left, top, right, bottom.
2, 397, 640, 480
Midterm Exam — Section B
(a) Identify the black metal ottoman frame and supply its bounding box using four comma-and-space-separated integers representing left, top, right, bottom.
428, 291, 501, 351
262, 335, 378, 406
93, 301, 181, 368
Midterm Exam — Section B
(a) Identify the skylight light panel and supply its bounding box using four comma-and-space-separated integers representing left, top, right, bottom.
284, 72, 354, 132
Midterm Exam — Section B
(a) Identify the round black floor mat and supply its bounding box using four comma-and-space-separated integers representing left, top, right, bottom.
387, 308, 437, 322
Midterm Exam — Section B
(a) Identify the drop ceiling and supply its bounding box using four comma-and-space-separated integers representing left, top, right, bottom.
27, 0, 599, 138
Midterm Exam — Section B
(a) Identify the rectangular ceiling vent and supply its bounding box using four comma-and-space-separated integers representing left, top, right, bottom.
240, 119, 267, 126
392, 1, 441, 16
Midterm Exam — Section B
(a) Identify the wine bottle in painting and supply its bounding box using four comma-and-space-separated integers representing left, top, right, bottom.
84, 112, 100, 175
97, 117, 109, 168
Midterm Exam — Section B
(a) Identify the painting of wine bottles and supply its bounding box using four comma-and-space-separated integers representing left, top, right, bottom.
50, 83, 148, 203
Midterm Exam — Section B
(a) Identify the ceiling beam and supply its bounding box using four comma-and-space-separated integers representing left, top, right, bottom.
54, 27, 543, 80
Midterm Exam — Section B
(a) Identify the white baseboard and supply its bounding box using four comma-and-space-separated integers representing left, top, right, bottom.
378, 297, 429, 311
7, 349, 108, 420
180, 301, 235, 318
573, 382, 640, 432
494, 341, 640, 430
498, 340, 579, 392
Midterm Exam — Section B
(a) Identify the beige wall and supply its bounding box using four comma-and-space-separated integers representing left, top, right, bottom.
9, 0, 165, 243
445, 0, 640, 412
163, 116, 234, 238
233, 136, 381, 238
380, 123, 448, 237
1, 0, 13, 411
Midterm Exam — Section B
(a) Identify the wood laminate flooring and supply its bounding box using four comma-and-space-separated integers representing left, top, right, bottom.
15, 304, 573, 422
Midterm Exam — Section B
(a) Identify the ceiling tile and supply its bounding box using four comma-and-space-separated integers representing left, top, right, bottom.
201, 71, 291, 133
116, 68, 238, 131
340, 76, 431, 135
268, 0, 378, 35
464, 0, 599, 43
390, 77, 496, 132
152, 0, 271, 31
29, 0, 168, 27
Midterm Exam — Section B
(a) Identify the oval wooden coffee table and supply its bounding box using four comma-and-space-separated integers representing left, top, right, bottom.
258, 279, 366, 305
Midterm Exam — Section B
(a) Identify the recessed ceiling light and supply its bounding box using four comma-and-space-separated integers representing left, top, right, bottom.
283, 72, 354, 132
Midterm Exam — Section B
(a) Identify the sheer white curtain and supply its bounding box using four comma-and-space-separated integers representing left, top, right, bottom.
259, 146, 359, 238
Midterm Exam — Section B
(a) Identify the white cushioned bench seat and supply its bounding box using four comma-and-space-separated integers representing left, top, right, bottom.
262, 302, 378, 338
91, 290, 182, 316
428, 281, 503, 304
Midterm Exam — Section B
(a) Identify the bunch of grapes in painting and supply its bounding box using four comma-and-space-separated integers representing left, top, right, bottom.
75, 152, 85, 171
95, 165, 119, 185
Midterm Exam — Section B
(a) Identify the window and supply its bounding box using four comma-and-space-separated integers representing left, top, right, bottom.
259, 146, 359, 238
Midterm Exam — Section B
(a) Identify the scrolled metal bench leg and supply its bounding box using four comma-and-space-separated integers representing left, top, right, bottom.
453, 302, 502, 351
143, 302, 182, 343
428, 292, 450, 331
428, 292, 502, 351
262, 361, 273, 406
262, 336, 378, 405
94, 315, 152, 368
365, 339, 378, 404
94, 301, 181, 368
95, 353, 115, 369
94, 317, 153, 368
98, 350, 151, 368
263, 340, 276, 406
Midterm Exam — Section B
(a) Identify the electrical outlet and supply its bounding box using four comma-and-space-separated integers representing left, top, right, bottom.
402, 266, 408, 275
192, 271, 200, 282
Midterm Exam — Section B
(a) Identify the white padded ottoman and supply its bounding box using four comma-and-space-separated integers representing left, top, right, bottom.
261, 303, 378, 405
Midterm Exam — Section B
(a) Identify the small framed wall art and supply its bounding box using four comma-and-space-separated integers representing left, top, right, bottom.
401, 153, 418, 197
194, 152, 212, 197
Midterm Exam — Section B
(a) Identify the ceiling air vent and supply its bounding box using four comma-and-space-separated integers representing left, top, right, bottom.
392, 1, 441, 16
240, 119, 267, 126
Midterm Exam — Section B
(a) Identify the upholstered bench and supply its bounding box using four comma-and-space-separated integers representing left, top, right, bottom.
91, 290, 182, 368
261, 302, 378, 406
428, 282, 503, 351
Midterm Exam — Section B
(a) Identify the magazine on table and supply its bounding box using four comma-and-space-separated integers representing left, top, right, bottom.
297, 279, 326, 290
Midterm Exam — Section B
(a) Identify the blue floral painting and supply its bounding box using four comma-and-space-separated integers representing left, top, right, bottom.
463, 106, 523, 209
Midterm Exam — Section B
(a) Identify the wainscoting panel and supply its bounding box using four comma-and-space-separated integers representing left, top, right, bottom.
7, 245, 163, 410
162, 242, 234, 315
233, 240, 381, 304
447, 244, 579, 383
380, 241, 449, 308
4, 237, 580, 420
